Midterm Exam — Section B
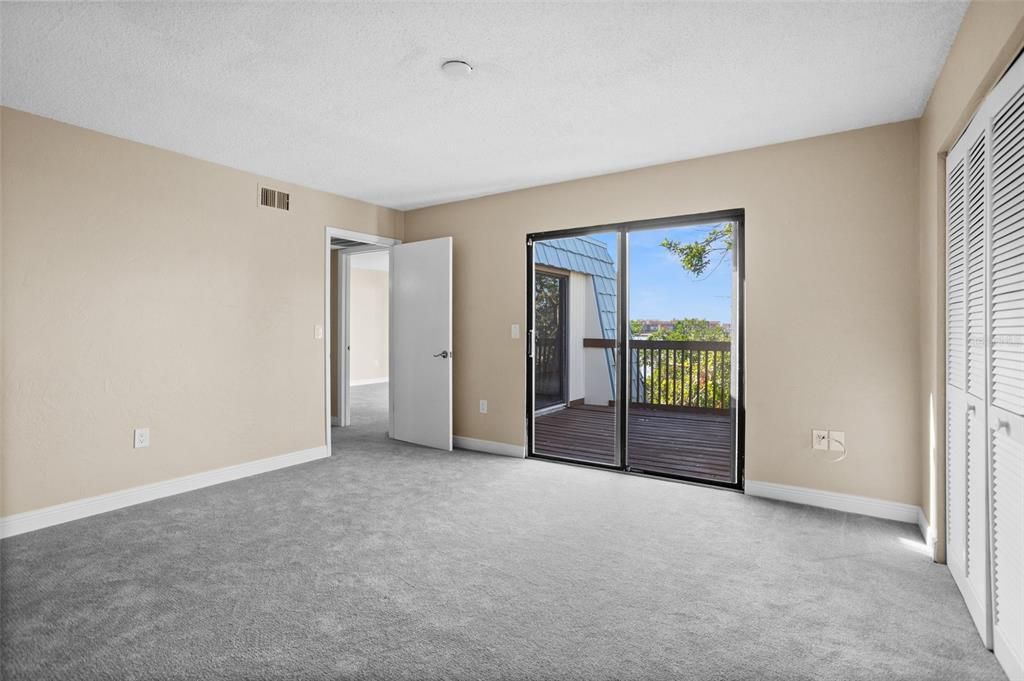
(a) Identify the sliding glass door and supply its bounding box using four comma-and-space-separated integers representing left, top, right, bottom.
528, 233, 620, 467
527, 212, 743, 489
625, 223, 738, 484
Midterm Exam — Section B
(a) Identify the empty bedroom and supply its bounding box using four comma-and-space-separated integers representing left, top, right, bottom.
1, 2, 1022, 680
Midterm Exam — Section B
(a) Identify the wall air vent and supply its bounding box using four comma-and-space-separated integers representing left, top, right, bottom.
259, 186, 290, 211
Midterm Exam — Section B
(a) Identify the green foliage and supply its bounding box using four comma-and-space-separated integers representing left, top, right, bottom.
647, 318, 729, 342
660, 222, 734, 278
630, 320, 643, 336
632, 317, 731, 410
637, 350, 730, 410
534, 273, 563, 340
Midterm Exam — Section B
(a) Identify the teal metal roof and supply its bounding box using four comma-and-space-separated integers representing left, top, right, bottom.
535, 236, 617, 390
534, 236, 617, 342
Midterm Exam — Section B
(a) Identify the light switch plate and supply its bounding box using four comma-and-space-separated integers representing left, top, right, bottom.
812, 429, 829, 450
480, 400, 488, 414
511, 324, 520, 339
134, 428, 150, 449
314, 324, 324, 340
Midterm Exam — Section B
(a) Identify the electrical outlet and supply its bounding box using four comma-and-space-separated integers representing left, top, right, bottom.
314, 324, 324, 340
134, 428, 150, 449
812, 429, 829, 450
479, 400, 488, 414
828, 430, 845, 452
511, 324, 520, 339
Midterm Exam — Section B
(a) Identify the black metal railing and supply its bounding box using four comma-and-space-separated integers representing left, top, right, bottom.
631, 340, 730, 411
580, 338, 731, 411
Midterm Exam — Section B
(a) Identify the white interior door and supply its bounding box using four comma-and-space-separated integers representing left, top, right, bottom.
390, 237, 453, 451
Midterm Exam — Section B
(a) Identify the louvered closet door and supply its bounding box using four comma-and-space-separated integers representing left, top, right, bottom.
964, 128, 993, 645
988, 65, 1024, 681
945, 145, 969, 588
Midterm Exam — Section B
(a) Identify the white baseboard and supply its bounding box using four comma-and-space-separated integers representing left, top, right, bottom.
0, 445, 329, 539
745, 480, 921, 525
453, 435, 525, 458
351, 377, 387, 386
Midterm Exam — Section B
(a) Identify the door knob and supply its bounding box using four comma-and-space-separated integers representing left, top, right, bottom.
433, 350, 451, 359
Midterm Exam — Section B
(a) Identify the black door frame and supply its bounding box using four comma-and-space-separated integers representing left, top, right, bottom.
525, 209, 746, 491
533, 269, 570, 411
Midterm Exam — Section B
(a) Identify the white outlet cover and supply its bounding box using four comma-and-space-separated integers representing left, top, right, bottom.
479, 400, 488, 414
511, 324, 520, 339
314, 324, 324, 340
828, 431, 846, 451
134, 427, 150, 449
812, 429, 829, 450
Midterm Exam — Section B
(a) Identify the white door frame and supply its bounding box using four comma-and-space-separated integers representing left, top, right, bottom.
338, 245, 390, 428
324, 226, 401, 453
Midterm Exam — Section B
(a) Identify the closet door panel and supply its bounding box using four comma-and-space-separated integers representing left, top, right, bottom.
947, 155, 967, 392
946, 149, 969, 586
990, 418, 1023, 681
991, 85, 1024, 419
967, 134, 988, 399
964, 403, 992, 642
961, 129, 994, 644
947, 391, 967, 574
989, 75, 1024, 679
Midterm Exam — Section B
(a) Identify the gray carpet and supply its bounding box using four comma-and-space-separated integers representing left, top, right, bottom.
0, 383, 1007, 680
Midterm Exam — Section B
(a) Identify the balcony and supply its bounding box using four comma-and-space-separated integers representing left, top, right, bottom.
534, 339, 735, 482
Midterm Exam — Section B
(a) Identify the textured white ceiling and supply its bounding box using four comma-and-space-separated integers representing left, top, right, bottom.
1, 2, 967, 210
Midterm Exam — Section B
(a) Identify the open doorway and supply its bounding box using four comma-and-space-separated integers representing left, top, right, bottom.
326, 228, 399, 453
526, 210, 744, 489
325, 227, 454, 454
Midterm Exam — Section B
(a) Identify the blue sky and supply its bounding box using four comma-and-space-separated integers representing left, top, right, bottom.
589, 224, 732, 323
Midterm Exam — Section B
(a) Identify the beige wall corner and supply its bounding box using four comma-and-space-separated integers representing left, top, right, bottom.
348, 266, 389, 383
405, 119, 922, 507
0, 107, 402, 516
917, 0, 1024, 562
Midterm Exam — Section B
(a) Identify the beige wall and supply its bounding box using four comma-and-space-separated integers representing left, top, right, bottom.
5, 1, 1019, 523
349, 265, 389, 383
916, 2, 1024, 559
0, 107, 403, 515
405, 120, 923, 506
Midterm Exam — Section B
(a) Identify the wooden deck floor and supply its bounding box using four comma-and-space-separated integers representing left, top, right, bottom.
533, 404, 734, 482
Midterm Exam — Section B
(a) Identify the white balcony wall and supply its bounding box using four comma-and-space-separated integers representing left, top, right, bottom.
584, 278, 614, 406
568, 271, 588, 403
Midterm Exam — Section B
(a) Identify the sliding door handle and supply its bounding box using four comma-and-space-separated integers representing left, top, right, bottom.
433, 350, 451, 359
